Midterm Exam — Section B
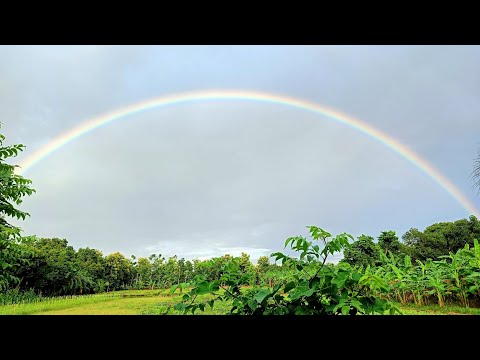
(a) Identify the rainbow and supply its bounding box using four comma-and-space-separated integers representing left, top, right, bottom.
16, 89, 480, 217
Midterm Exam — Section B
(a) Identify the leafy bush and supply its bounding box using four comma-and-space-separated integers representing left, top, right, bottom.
169, 226, 400, 315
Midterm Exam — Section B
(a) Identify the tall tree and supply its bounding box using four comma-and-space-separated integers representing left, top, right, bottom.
238, 252, 256, 285
378, 231, 401, 255
105, 252, 134, 291
15, 237, 84, 296
257, 256, 270, 275
0, 124, 36, 290
136, 257, 153, 288
76, 247, 106, 292
342, 234, 380, 268
402, 217, 480, 261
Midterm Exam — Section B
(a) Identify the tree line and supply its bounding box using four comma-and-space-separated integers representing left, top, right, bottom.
3, 236, 269, 296
2, 214, 479, 300
342, 215, 480, 267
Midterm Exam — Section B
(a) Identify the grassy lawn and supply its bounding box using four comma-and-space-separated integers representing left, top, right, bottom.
41, 296, 170, 315
0, 290, 223, 315
1, 289, 480, 315
398, 303, 480, 315
0, 293, 120, 315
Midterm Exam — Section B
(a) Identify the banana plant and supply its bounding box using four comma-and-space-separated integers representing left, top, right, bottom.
426, 263, 447, 308
380, 252, 411, 304
437, 249, 470, 307
413, 259, 431, 305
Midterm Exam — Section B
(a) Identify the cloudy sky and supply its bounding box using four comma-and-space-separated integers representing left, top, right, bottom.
3, 45, 480, 262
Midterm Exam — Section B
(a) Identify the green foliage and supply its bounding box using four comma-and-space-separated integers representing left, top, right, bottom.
0, 124, 36, 290
0, 133, 35, 223
4, 289, 480, 315
402, 216, 480, 261
378, 231, 401, 255
342, 234, 380, 268
76, 247, 106, 293
105, 252, 134, 291
0, 288, 39, 305
256, 256, 270, 275
370, 240, 480, 308
170, 226, 399, 315
14, 237, 91, 296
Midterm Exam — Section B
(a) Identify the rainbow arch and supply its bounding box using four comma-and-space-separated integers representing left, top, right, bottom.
16, 89, 480, 217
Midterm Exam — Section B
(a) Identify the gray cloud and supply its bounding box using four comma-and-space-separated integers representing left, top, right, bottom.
4, 45, 480, 261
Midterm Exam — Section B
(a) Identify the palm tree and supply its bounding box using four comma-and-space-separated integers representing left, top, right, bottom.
474, 149, 480, 193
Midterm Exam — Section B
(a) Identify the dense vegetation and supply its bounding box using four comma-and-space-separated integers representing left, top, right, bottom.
2, 124, 480, 314
3, 217, 479, 306
170, 226, 399, 315
0, 124, 35, 293
168, 223, 480, 314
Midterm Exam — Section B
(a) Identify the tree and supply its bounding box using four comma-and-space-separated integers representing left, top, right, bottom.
15, 237, 84, 296
0, 125, 35, 290
76, 247, 106, 292
238, 252, 253, 273
402, 217, 480, 261
163, 256, 179, 287
342, 235, 380, 268
403, 226, 447, 261
136, 257, 153, 289
237, 252, 256, 285
149, 254, 166, 288
469, 215, 480, 240
177, 258, 187, 284
257, 256, 270, 275
105, 252, 134, 291
378, 231, 401, 255
184, 260, 193, 283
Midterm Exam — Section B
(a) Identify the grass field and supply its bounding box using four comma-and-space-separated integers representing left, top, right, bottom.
1, 290, 480, 315
0, 290, 224, 315
397, 303, 480, 315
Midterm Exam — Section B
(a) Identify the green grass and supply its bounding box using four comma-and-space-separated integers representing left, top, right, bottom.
398, 303, 480, 315
0, 293, 122, 315
2, 289, 480, 315
142, 293, 232, 315
0, 289, 224, 315
41, 296, 170, 315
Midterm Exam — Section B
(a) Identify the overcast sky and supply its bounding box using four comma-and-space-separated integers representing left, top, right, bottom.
3, 45, 480, 262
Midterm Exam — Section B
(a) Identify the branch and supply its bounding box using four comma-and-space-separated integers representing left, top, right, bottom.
309, 237, 329, 286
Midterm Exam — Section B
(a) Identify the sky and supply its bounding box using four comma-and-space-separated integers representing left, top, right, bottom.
2, 45, 480, 263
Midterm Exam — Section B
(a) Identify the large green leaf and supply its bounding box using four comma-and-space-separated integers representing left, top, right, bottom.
207, 299, 215, 309
248, 299, 257, 311
332, 271, 349, 288
254, 289, 271, 304
283, 281, 296, 293
341, 306, 350, 315
195, 281, 211, 294
173, 303, 186, 312
289, 286, 315, 300
350, 299, 363, 312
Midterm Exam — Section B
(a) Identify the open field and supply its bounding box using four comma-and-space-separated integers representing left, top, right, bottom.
396, 303, 480, 315
2, 290, 480, 315
0, 290, 222, 315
